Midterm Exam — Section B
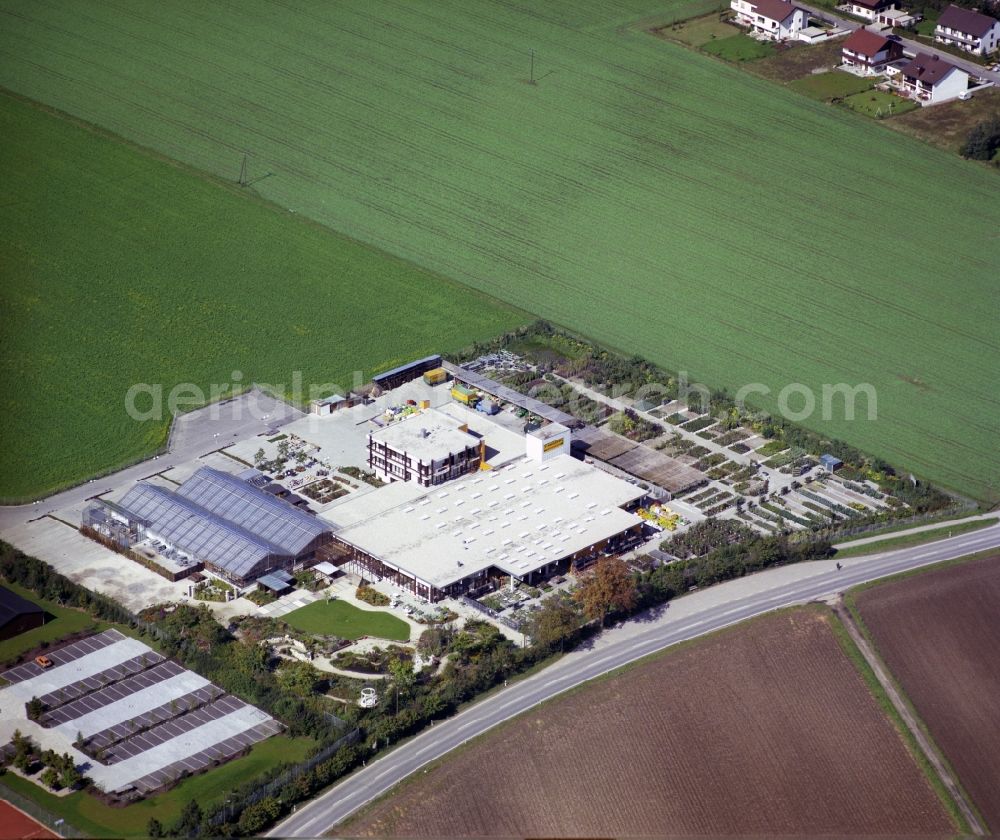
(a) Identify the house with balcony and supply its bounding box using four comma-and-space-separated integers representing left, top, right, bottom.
898, 52, 969, 102
731, 0, 809, 40
843, 0, 898, 22
934, 5, 1000, 56
842, 27, 905, 73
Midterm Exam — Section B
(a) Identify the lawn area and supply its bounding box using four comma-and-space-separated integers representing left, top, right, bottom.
834, 518, 996, 559
789, 71, 876, 101
843, 89, 919, 118
283, 599, 410, 642
0, 92, 528, 502
1, 0, 998, 501
701, 33, 777, 61
0, 581, 99, 665
0, 736, 315, 838
652, 14, 744, 48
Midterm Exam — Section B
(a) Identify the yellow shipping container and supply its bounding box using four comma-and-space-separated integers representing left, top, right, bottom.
422, 367, 448, 386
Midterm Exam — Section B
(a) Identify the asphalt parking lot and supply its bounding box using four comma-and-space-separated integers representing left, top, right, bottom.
38, 650, 167, 710
0, 630, 285, 795
104, 694, 247, 763
40, 660, 185, 728
86, 683, 224, 752
1, 630, 125, 685
130, 719, 283, 794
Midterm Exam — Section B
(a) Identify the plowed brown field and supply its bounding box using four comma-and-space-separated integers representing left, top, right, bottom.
855, 555, 1000, 832
344, 608, 952, 836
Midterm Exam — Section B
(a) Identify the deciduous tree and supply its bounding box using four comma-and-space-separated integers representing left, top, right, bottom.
524, 594, 581, 651
574, 557, 637, 626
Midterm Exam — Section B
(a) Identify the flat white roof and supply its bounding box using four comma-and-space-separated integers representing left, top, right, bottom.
529, 422, 569, 441
334, 454, 644, 589
320, 480, 425, 528
434, 402, 526, 467
369, 408, 480, 463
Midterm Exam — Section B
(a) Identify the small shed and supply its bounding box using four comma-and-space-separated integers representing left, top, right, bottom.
0, 586, 46, 642
819, 454, 843, 473
257, 573, 294, 596
313, 561, 341, 583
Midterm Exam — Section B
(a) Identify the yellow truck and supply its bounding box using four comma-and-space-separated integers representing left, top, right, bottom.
451, 384, 479, 405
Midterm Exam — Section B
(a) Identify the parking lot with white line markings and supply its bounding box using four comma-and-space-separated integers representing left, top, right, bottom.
0, 631, 282, 796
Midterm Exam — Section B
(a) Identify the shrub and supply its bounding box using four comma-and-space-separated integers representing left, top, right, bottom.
960, 115, 1000, 161
356, 585, 390, 607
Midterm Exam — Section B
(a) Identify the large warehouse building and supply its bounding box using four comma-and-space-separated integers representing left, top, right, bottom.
326, 451, 647, 601
83, 468, 333, 587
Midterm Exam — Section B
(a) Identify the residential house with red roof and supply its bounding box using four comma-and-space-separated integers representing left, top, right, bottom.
841, 28, 904, 73
730, 0, 809, 40
898, 52, 970, 102
934, 4, 1000, 56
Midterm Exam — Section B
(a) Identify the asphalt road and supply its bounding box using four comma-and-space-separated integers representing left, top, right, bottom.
799, 2, 1000, 83
0, 389, 302, 532
270, 522, 1000, 838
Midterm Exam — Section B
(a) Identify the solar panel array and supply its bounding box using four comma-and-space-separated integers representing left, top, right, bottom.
115, 468, 332, 580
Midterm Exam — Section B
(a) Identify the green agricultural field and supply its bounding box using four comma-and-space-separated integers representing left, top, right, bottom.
0, 94, 527, 501
283, 599, 410, 642
1, 0, 999, 500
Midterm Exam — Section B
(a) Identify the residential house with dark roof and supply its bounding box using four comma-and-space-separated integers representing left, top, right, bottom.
898, 52, 969, 102
0, 586, 46, 642
934, 4, 1000, 55
731, 0, 809, 40
842, 27, 905, 73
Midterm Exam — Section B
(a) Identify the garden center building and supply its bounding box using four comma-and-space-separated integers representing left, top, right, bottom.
324, 450, 647, 601
82, 467, 333, 586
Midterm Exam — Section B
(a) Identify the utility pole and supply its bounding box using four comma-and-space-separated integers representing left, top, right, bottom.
238, 152, 248, 187
529, 49, 535, 85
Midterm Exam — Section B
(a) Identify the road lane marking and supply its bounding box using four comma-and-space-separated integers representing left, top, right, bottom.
271, 532, 1000, 837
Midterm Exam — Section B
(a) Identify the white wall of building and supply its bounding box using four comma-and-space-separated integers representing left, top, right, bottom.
525, 424, 570, 462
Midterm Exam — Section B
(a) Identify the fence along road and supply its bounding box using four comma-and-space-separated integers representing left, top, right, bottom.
271, 522, 1000, 837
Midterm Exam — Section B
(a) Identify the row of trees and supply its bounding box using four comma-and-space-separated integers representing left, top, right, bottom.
529, 533, 835, 650
0, 542, 136, 634
8, 730, 81, 791
4, 530, 829, 837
